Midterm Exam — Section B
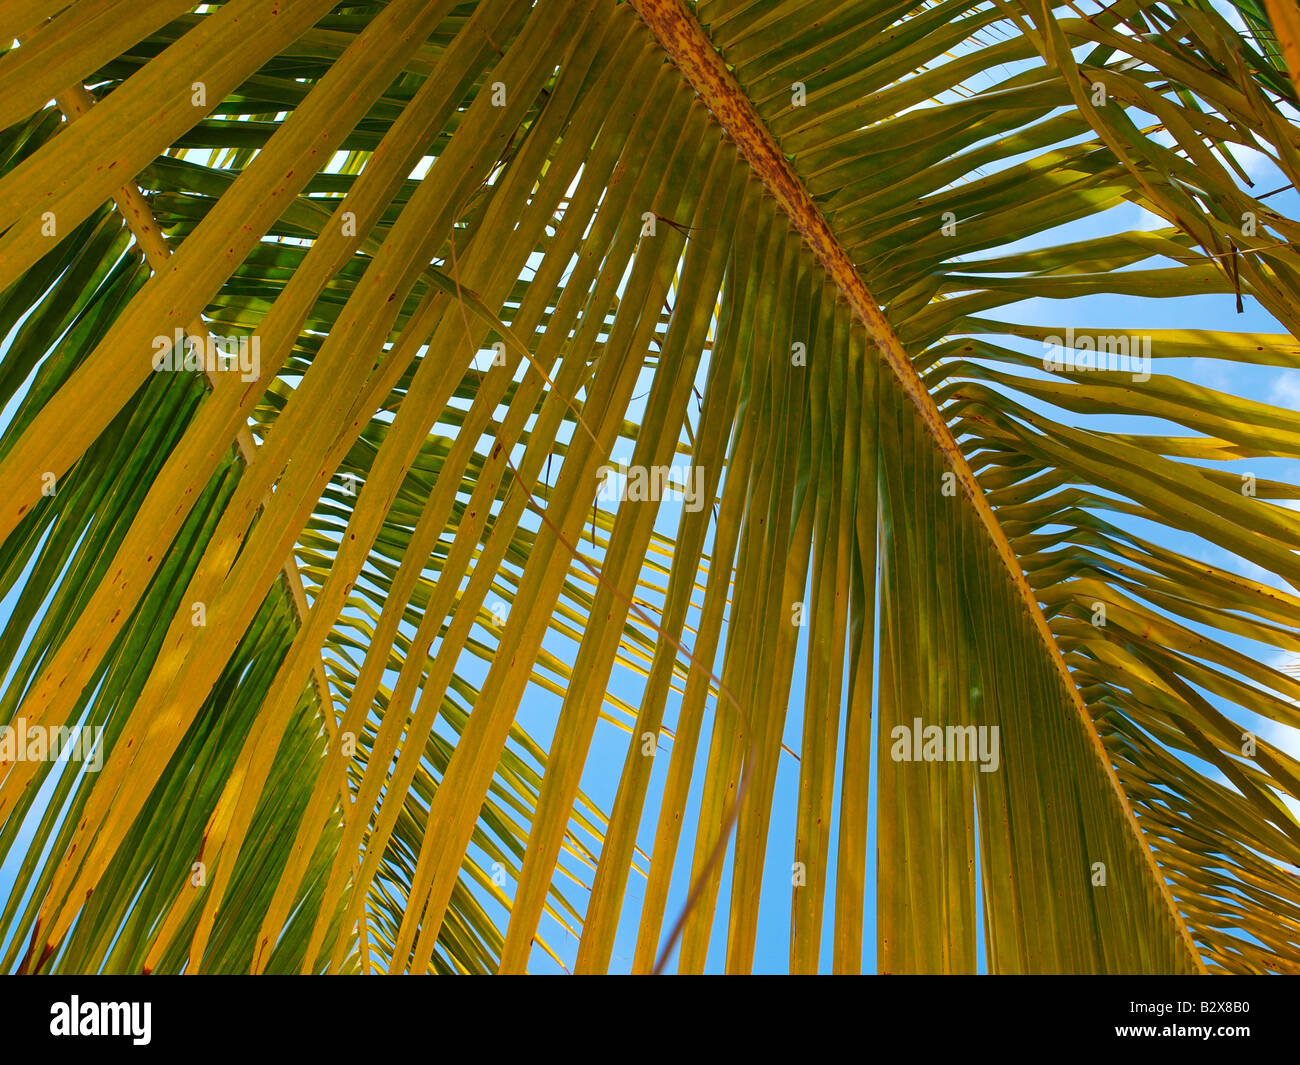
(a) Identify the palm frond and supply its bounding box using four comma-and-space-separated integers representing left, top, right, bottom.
0, 0, 1297, 974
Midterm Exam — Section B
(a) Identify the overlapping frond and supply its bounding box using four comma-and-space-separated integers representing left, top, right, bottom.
0, 0, 1296, 975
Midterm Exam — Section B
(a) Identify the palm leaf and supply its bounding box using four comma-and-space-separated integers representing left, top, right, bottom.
0, 0, 1297, 974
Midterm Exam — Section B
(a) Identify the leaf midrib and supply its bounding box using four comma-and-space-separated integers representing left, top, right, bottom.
628, 0, 1206, 972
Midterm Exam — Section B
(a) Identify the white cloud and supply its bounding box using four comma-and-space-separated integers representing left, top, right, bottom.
1271, 370, 1300, 409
